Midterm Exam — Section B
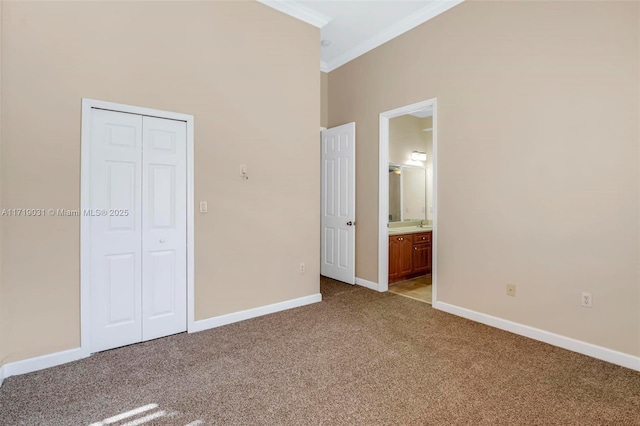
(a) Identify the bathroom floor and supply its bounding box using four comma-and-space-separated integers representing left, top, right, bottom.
388, 275, 432, 304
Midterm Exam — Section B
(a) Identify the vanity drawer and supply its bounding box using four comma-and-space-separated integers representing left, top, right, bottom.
413, 232, 431, 244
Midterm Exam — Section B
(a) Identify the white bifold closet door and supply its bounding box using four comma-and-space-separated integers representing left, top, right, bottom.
90, 109, 187, 353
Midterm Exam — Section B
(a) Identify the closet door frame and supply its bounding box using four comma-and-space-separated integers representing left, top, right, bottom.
80, 98, 195, 357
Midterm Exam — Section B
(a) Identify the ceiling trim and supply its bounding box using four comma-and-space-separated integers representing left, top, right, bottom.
324, 0, 464, 72
258, 0, 332, 28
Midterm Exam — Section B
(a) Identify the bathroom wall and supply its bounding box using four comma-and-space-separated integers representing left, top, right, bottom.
402, 167, 427, 221
388, 114, 433, 222
388, 170, 401, 222
389, 115, 431, 165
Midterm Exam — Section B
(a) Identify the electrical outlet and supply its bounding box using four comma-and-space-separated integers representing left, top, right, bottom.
581, 292, 592, 308
299, 263, 305, 274
506, 284, 516, 297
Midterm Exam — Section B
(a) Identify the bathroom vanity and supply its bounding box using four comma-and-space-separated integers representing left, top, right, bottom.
388, 230, 432, 284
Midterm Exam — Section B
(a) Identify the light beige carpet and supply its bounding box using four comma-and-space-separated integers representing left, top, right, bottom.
0, 276, 639, 425
389, 275, 432, 304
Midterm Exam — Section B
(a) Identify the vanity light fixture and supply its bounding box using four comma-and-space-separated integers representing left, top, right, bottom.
411, 151, 427, 161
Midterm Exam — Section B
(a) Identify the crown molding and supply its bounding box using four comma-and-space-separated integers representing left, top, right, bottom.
324, 0, 464, 72
258, 0, 332, 28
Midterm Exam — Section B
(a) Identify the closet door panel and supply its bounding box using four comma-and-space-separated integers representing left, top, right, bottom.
141, 116, 187, 341
90, 109, 143, 353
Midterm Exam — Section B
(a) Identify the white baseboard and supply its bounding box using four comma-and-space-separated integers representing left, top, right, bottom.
433, 301, 640, 372
355, 277, 379, 292
190, 293, 322, 333
0, 347, 85, 387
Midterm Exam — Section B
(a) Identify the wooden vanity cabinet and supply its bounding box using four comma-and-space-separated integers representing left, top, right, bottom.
389, 231, 432, 284
412, 232, 432, 275
389, 235, 413, 282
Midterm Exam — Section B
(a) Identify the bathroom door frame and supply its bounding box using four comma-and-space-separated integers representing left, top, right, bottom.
378, 98, 438, 302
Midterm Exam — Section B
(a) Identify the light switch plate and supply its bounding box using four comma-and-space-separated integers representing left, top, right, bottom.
199, 201, 208, 213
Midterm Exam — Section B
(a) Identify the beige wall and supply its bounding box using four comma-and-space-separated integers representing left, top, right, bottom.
0, 0, 4, 368
328, 1, 639, 356
389, 115, 430, 165
0, 1, 320, 364
321, 71, 328, 128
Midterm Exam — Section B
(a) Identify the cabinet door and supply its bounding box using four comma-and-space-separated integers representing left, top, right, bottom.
398, 237, 413, 277
389, 235, 412, 283
389, 236, 400, 282
412, 243, 432, 274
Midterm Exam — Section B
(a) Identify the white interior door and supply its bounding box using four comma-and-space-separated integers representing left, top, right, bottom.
142, 116, 187, 341
321, 123, 356, 284
89, 109, 187, 353
90, 109, 143, 352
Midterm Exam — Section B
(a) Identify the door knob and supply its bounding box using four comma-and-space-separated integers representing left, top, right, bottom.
160, 238, 166, 243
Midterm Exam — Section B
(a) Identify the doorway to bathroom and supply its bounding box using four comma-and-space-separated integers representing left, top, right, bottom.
378, 99, 437, 304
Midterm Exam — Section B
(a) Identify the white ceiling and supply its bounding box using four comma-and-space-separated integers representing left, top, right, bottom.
259, 0, 464, 72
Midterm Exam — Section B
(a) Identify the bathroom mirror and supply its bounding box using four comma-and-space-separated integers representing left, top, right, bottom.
388, 164, 426, 222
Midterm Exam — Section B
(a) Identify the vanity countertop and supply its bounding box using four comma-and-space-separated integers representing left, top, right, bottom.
388, 226, 433, 236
